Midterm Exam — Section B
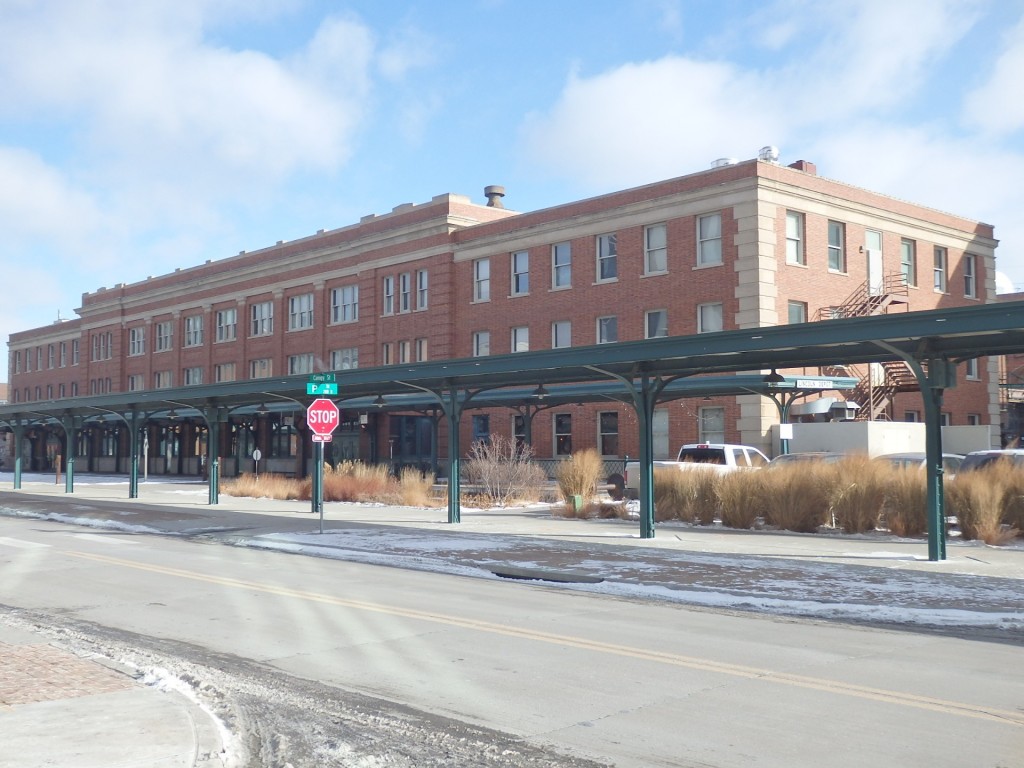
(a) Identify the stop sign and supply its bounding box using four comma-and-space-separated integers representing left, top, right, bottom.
306, 398, 340, 436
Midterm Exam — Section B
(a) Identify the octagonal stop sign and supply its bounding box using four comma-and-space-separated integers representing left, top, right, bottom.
306, 398, 340, 437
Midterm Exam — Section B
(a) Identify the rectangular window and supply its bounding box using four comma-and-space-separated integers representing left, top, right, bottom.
288, 353, 314, 375
473, 331, 490, 357
597, 315, 618, 344
511, 326, 529, 353
381, 342, 393, 365
399, 273, 412, 312
472, 415, 490, 444
599, 411, 619, 456
596, 233, 618, 281
330, 347, 359, 370
698, 302, 724, 333
965, 357, 980, 380
552, 320, 571, 349
59, 342, 66, 367
13, 350, 21, 374
250, 301, 274, 336
645, 224, 667, 274
71, 339, 79, 365
37, 347, 42, 369
699, 406, 726, 443
967, 413, 982, 426
940, 413, 952, 427
184, 315, 204, 346
646, 309, 668, 338
383, 276, 395, 315
129, 327, 145, 356
416, 269, 428, 309
552, 242, 571, 288
154, 370, 173, 389
183, 366, 203, 386
788, 301, 807, 324
554, 413, 572, 456
249, 358, 272, 379
964, 253, 977, 298
934, 246, 948, 292
331, 285, 359, 323
473, 259, 490, 301
786, 211, 805, 265
288, 293, 313, 331
511, 251, 529, 295
214, 363, 236, 383
415, 337, 428, 361
827, 220, 846, 272
156, 321, 173, 351
216, 308, 237, 342
904, 410, 920, 423
398, 340, 411, 364
47, 344, 55, 369
901, 239, 917, 287
513, 414, 526, 449
697, 213, 722, 266
127, 374, 145, 392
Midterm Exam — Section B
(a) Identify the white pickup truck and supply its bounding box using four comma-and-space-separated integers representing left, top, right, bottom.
623, 443, 770, 498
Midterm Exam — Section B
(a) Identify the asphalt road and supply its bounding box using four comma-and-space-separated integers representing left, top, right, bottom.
2, 513, 1022, 767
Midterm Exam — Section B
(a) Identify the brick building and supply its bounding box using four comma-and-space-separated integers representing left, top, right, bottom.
5, 153, 999, 475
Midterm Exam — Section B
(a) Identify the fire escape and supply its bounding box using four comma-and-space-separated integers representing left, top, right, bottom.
816, 274, 916, 421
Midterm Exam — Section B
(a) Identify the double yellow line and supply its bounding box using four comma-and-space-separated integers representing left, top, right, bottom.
67, 549, 1024, 728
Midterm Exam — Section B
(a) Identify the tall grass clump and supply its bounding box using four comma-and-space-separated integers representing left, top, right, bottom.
830, 456, 888, 534
395, 466, 438, 507
761, 464, 834, 532
883, 470, 928, 537
465, 435, 547, 506
555, 449, 604, 505
947, 464, 1020, 545
323, 461, 392, 502
998, 466, 1024, 537
652, 468, 719, 524
222, 472, 305, 500
718, 471, 766, 529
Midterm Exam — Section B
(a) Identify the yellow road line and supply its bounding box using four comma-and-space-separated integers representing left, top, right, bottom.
66, 549, 1024, 728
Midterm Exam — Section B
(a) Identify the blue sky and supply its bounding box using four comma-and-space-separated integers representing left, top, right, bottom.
2, 0, 1023, 382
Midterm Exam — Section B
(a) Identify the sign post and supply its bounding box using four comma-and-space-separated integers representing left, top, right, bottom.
252, 448, 262, 480
306, 398, 340, 532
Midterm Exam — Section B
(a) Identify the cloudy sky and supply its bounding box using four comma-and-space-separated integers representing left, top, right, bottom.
2, 0, 1023, 381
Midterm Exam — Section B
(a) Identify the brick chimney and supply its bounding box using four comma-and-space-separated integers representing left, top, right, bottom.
788, 160, 817, 175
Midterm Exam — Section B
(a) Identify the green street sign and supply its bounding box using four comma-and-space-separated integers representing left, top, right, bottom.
307, 382, 339, 395
308, 373, 337, 383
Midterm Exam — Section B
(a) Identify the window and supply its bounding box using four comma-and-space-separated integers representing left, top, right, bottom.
964, 254, 977, 298
127, 374, 145, 392
288, 354, 314, 375
552, 320, 571, 349
129, 327, 145, 356
901, 239, 917, 287
965, 357, 980, 380
513, 414, 526, 449
473, 258, 490, 301
249, 358, 272, 379
788, 301, 807, 324
331, 347, 359, 370
59, 342, 66, 367
827, 221, 846, 272
183, 366, 203, 386
288, 293, 313, 331
511, 326, 529, 352
698, 302, 724, 333
597, 316, 618, 344
646, 309, 668, 338
331, 285, 359, 323
940, 413, 952, 427
967, 413, 982, 426
184, 315, 204, 346
511, 251, 529, 295
46, 384, 52, 399
697, 213, 722, 266
934, 246, 948, 292
472, 415, 490, 444
214, 363, 236, 383
473, 331, 490, 357
644, 224, 667, 274
154, 370, 173, 389
398, 340, 411, 364
399, 273, 412, 312
71, 339, 79, 365
699, 406, 726, 444
47, 344, 55, 369
250, 301, 274, 336
785, 211, 805, 265
156, 321, 173, 351
596, 233, 617, 281
382, 276, 395, 315
13, 351, 20, 374
552, 242, 571, 288
37, 347, 42, 370
91, 332, 112, 361
381, 342, 393, 365
599, 412, 619, 456
416, 269, 428, 309
216, 309, 237, 342
554, 413, 572, 456
904, 410, 920, 423
415, 338, 428, 362
58, 384, 65, 398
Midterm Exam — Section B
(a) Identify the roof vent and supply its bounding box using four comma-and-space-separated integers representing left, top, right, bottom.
758, 145, 780, 163
484, 185, 505, 208
712, 157, 738, 168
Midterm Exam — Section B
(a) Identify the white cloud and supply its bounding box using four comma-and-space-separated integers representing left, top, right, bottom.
963, 14, 1024, 136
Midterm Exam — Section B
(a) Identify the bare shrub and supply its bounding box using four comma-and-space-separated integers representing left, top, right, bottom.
948, 466, 1020, 545
761, 464, 833, 532
464, 435, 547, 506
884, 470, 927, 537
718, 471, 765, 529
830, 456, 887, 534
652, 469, 719, 524
555, 449, 604, 505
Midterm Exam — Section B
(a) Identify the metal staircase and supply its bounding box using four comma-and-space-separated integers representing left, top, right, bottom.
813, 273, 909, 321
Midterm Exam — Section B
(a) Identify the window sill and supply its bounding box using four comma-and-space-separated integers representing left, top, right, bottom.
548, 285, 572, 293
827, 269, 848, 276
593, 278, 618, 286
786, 261, 809, 269
693, 261, 723, 270
641, 270, 668, 278
508, 292, 530, 299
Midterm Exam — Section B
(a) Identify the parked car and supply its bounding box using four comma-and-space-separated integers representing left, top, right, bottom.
875, 452, 965, 477
623, 443, 769, 498
767, 451, 849, 467
957, 449, 1024, 473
